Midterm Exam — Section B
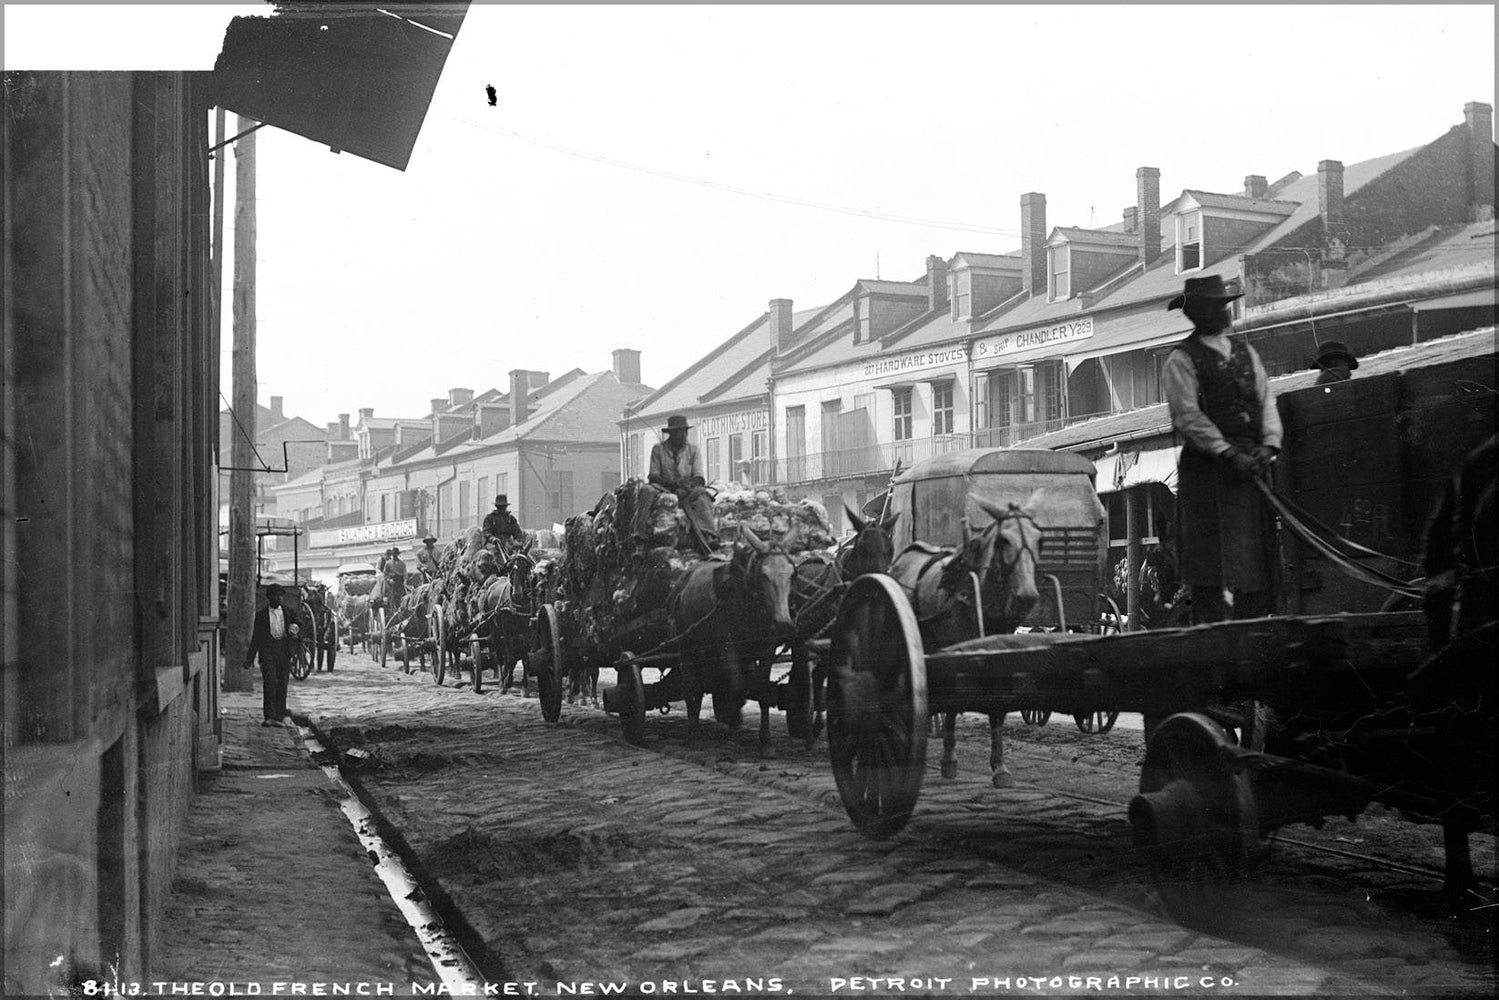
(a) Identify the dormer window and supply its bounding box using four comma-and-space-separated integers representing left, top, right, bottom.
950, 271, 971, 319
1177, 211, 1203, 272
1048, 246, 1070, 301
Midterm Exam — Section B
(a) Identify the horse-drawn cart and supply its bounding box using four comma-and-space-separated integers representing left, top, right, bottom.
334, 563, 378, 655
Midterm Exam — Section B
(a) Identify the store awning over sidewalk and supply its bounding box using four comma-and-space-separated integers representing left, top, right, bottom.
213, 2, 470, 170
1093, 445, 1181, 495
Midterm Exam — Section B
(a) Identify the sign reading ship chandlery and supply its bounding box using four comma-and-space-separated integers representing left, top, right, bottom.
973, 316, 1094, 361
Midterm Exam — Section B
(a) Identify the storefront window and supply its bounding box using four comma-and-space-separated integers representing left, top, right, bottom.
931, 382, 954, 435
892, 388, 913, 441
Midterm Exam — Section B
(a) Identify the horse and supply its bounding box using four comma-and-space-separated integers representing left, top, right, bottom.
300, 583, 338, 672
760, 506, 900, 749
1411, 433, 1497, 913
886, 493, 1044, 787
492, 550, 541, 695
666, 526, 796, 750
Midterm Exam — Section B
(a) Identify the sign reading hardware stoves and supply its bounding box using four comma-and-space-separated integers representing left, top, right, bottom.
973, 316, 1094, 362
863, 346, 968, 378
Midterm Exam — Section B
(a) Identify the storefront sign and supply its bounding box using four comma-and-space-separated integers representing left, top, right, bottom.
973, 316, 1094, 362
309, 517, 417, 549
696, 409, 768, 437
863, 346, 968, 378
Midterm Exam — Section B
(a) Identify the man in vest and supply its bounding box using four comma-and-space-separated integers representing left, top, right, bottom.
648, 414, 719, 552
1162, 275, 1282, 624
483, 495, 525, 553
416, 535, 443, 580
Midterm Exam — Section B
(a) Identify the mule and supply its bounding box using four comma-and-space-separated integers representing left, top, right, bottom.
666, 527, 796, 750
887, 493, 1044, 787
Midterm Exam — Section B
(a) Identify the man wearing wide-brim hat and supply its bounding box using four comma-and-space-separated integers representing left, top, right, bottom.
416, 533, 443, 581
1312, 340, 1358, 385
1161, 274, 1283, 624
483, 494, 525, 553
648, 414, 719, 552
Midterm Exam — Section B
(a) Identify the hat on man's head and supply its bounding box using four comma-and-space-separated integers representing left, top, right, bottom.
662, 414, 691, 433
494, 494, 508, 508
265, 583, 285, 597
422, 534, 438, 544
1313, 340, 1359, 370
1167, 274, 1244, 311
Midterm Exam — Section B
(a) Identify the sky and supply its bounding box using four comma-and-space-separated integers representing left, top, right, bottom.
5, 2, 1497, 429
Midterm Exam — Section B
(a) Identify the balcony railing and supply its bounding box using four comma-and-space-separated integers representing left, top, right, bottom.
773, 419, 1074, 485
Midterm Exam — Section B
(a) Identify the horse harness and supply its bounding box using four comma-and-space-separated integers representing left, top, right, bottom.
900, 504, 1041, 628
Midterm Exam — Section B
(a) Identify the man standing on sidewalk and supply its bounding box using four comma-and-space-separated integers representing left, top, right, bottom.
244, 583, 299, 727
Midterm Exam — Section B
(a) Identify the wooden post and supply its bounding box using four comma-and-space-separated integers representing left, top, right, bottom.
223, 116, 258, 693
1125, 486, 1142, 631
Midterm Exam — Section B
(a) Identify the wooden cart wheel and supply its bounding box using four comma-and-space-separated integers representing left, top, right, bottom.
469, 638, 486, 694
432, 612, 448, 685
291, 638, 312, 681
617, 661, 647, 746
376, 608, 389, 669
328, 617, 341, 671
827, 574, 929, 839
1020, 709, 1052, 726
537, 605, 566, 723
786, 644, 815, 748
1130, 712, 1259, 929
1074, 710, 1120, 734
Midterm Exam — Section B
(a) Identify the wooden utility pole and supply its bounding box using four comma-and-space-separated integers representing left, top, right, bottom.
223, 116, 258, 692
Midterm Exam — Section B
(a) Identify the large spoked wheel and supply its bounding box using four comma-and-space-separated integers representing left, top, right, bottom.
785, 644, 815, 748
1129, 712, 1259, 929
1074, 709, 1119, 734
617, 661, 647, 746
432, 612, 448, 685
469, 638, 486, 694
291, 639, 312, 681
537, 605, 566, 723
376, 608, 390, 668
827, 574, 929, 839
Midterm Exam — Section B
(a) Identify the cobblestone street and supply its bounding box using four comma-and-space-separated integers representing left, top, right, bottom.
265, 651, 1496, 996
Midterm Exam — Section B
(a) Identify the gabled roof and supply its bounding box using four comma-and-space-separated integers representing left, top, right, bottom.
1172, 190, 1299, 215
358, 415, 424, 431
1350, 222, 1498, 284
1050, 227, 1140, 249
952, 251, 1021, 269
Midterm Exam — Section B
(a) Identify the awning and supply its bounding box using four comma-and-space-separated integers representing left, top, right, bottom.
213, 3, 470, 171
1064, 311, 1193, 371
1411, 287, 1498, 312
1093, 445, 1181, 495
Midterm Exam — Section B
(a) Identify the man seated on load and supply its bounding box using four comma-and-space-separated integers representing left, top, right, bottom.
483, 494, 525, 556
648, 414, 719, 553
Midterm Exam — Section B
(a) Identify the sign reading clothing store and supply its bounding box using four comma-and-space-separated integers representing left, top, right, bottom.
972, 316, 1094, 363
696, 409, 768, 437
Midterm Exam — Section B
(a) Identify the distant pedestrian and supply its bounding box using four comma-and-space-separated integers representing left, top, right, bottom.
244, 583, 299, 727
1312, 340, 1358, 385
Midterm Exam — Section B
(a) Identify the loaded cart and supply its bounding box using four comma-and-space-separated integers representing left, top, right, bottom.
826, 574, 1493, 919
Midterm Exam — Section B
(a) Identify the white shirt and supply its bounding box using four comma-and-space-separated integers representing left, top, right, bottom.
268, 606, 285, 640
1162, 330, 1283, 457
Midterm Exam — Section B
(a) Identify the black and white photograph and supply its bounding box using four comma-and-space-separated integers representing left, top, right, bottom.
3, 2, 1496, 997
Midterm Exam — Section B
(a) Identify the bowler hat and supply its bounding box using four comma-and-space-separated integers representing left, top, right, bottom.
494, 494, 508, 507
662, 414, 691, 433
1167, 274, 1244, 311
1313, 340, 1358, 370
265, 583, 285, 597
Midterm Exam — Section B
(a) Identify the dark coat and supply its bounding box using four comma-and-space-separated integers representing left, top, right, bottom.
245, 604, 297, 669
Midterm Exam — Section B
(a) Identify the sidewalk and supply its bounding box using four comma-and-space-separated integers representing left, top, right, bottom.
153, 686, 435, 992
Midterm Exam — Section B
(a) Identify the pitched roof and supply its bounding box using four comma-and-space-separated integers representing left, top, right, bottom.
1350, 222, 1498, 284
952, 251, 1021, 269
1051, 227, 1141, 248
1174, 190, 1298, 215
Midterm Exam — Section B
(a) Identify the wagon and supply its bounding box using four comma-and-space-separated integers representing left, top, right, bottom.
826, 576, 1493, 920
334, 563, 378, 654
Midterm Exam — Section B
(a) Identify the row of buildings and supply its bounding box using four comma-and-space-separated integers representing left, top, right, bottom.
258, 100, 1493, 581
623, 101, 1496, 534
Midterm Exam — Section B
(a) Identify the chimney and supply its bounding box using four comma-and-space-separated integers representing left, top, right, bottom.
447, 387, 474, 407
524, 370, 550, 388
358, 407, 373, 423
1465, 101, 1495, 221
925, 255, 949, 312
338, 413, 350, 439
476, 402, 511, 438
509, 369, 531, 427
768, 298, 795, 354
1122, 207, 1138, 234
1136, 167, 1161, 264
1243, 175, 1268, 198
612, 348, 642, 385
1020, 193, 1047, 297
430, 397, 447, 414
1318, 159, 1345, 234
269, 395, 284, 421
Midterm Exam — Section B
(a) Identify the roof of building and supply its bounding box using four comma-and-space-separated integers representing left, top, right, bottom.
1174, 190, 1299, 215
1050, 227, 1141, 249
1349, 222, 1498, 284
952, 251, 1021, 269
1018, 326, 1496, 454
